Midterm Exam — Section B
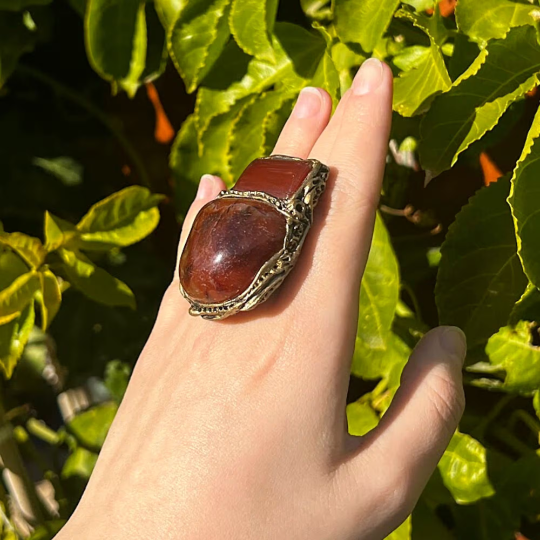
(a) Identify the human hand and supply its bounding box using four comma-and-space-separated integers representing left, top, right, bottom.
57, 59, 466, 540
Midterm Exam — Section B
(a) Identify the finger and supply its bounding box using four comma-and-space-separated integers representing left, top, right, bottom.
341, 327, 466, 528
272, 87, 332, 158
306, 60, 393, 295
174, 174, 226, 281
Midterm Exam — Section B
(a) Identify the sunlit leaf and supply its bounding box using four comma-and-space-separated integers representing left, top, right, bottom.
385, 518, 411, 540
168, 0, 232, 93
436, 178, 527, 349
59, 249, 136, 309
438, 431, 495, 505
420, 26, 540, 177
44, 212, 78, 252
330, 41, 364, 94
346, 401, 379, 436
62, 447, 98, 479
311, 48, 340, 110
0, 232, 46, 269
0, 272, 39, 322
76, 186, 164, 250
67, 402, 117, 450
36, 270, 61, 330
334, 0, 400, 53
455, 0, 539, 43
230, 0, 278, 63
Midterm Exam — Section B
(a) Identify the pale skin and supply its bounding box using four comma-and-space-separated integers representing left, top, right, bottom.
56, 59, 466, 540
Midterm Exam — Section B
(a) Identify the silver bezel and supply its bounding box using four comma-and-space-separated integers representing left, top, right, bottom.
179, 155, 329, 320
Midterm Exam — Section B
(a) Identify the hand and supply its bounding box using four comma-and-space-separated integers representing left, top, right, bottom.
57, 59, 466, 540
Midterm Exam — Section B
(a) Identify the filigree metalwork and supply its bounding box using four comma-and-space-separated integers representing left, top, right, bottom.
179, 155, 329, 320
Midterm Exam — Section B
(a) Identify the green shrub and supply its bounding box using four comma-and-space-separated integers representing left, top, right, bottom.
1, 0, 540, 538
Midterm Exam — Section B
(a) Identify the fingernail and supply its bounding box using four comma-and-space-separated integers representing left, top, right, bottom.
196, 174, 215, 200
439, 326, 467, 364
294, 87, 323, 118
353, 58, 384, 96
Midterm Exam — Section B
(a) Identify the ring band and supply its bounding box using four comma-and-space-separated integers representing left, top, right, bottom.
179, 155, 330, 320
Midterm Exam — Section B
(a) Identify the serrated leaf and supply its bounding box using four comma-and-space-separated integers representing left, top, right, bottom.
168, 0, 232, 93
436, 178, 528, 349
346, 401, 379, 436
334, 0, 400, 53
455, 0, 539, 43
509, 104, 540, 291
36, 270, 61, 331
44, 212, 78, 252
438, 431, 495, 505
352, 214, 401, 378
0, 232, 46, 269
0, 11, 38, 88
230, 0, 278, 63
59, 249, 136, 309
85, 0, 147, 96
61, 447, 98, 479
396, 6, 449, 45
67, 402, 117, 450
483, 321, 540, 394
0, 272, 39, 322
0, 302, 35, 379
194, 22, 325, 143
76, 186, 164, 250
420, 26, 540, 177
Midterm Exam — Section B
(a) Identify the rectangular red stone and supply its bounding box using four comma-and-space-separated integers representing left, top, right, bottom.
233, 157, 313, 199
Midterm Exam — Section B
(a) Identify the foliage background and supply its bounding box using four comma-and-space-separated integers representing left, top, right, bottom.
1, 0, 540, 538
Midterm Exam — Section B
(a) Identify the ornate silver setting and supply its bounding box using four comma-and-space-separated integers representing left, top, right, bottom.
180, 155, 329, 320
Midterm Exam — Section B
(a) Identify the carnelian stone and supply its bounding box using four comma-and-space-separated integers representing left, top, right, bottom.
180, 198, 287, 304
234, 158, 312, 199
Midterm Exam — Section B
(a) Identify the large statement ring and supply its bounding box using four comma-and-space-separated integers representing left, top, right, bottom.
179, 155, 330, 320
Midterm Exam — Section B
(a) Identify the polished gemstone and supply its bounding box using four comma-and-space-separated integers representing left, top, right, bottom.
180, 198, 287, 304
234, 158, 313, 199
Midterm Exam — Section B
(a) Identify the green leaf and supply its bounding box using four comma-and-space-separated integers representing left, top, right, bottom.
393, 45, 430, 72
534, 390, 540, 420
436, 178, 528, 349
300, 0, 331, 20
62, 447, 98, 479
67, 402, 117, 450
59, 249, 136, 309
36, 270, 61, 331
311, 49, 340, 110
230, 0, 278, 63
396, 6, 450, 46
401, 0, 436, 10
0, 232, 46, 269
85, 0, 147, 96
438, 431, 495, 505
330, 41, 364, 94
346, 401, 379, 436
385, 518, 411, 540
481, 321, 540, 394
0, 272, 40, 323
140, 2, 167, 83
32, 156, 83, 186
27, 521, 66, 540
334, 0, 400, 53
0, 11, 38, 88
509, 283, 540, 324
420, 26, 540, 177
352, 214, 400, 378
393, 43, 451, 117
168, 0, 232, 93
104, 360, 131, 403
509, 104, 540, 291
194, 22, 325, 144
0, 250, 29, 290
76, 186, 164, 250
0, 302, 35, 379
44, 212, 78, 252
455, 0, 539, 43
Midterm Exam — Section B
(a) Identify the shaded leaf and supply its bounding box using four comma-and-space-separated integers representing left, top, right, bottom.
61, 446, 98, 479
483, 321, 540, 394
436, 178, 528, 349
438, 431, 495, 504
59, 249, 136, 309
455, 0, 539, 43
0, 231, 46, 269
334, 0, 400, 53
346, 401, 379, 436
140, 2, 167, 83
104, 360, 131, 403
0, 302, 35, 379
76, 186, 164, 250
194, 22, 325, 144
27, 521, 66, 540
32, 156, 83, 186
67, 402, 117, 450
230, 0, 278, 63
0, 250, 29, 290
168, 0, 232, 93
36, 270, 61, 330
420, 26, 540, 177
509, 283, 540, 324
509, 104, 540, 291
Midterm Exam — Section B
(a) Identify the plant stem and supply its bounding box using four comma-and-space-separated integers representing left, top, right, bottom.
16, 65, 152, 190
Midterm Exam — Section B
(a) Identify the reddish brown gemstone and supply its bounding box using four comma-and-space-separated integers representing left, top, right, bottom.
234, 158, 312, 199
180, 198, 287, 304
